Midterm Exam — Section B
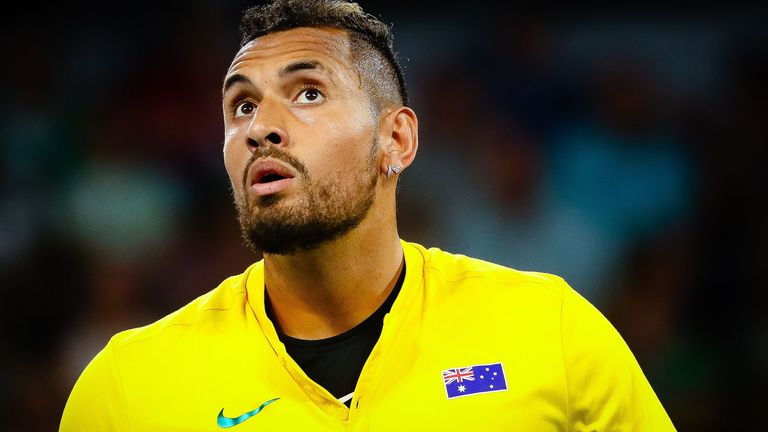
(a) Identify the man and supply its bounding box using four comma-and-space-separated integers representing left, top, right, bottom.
61, 0, 676, 430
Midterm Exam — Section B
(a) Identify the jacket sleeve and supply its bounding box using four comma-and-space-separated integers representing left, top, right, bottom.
60, 339, 128, 431
560, 283, 676, 431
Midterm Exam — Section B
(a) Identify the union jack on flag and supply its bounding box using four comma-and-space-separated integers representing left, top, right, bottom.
441, 363, 508, 399
442, 366, 475, 385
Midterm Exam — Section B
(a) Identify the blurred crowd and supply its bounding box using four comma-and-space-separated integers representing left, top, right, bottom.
1, 2, 766, 430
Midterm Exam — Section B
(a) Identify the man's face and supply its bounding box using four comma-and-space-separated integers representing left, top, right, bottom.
222, 27, 381, 255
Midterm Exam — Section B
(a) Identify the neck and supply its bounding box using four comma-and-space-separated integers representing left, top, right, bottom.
263, 204, 403, 340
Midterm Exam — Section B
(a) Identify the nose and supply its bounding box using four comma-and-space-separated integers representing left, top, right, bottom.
245, 98, 290, 152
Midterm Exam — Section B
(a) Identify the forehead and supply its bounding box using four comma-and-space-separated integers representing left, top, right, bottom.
226, 27, 354, 79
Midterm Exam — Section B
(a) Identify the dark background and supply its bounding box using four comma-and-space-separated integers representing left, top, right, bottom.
2, 1, 766, 430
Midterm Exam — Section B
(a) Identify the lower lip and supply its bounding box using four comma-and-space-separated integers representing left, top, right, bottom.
250, 178, 295, 196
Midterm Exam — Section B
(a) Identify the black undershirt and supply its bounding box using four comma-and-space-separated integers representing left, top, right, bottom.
265, 262, 405, 407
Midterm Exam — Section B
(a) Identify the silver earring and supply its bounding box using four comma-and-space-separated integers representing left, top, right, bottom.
386, 164, 402, 178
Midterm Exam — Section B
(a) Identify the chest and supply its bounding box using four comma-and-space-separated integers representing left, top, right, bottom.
123, 317, 568, 431
348, 330, 569, 431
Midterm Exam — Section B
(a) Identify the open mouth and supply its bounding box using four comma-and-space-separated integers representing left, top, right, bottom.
248, 159, 297, 196
257, 172, 288, 183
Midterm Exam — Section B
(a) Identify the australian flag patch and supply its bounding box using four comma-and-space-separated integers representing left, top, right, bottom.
442, 363, 508, 399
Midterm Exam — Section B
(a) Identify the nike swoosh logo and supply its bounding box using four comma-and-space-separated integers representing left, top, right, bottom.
217, 398, 280, 428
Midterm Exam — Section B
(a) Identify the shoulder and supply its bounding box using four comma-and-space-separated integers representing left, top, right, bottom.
409, 241, 568, 302
109, 264, 256, 353
60, 264, 261, 430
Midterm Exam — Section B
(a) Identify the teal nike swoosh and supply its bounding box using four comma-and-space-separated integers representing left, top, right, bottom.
217, 398, 280, 428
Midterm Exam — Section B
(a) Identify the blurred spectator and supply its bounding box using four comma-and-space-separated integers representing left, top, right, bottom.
682, 37, 768, 429
548, 60, 693, 302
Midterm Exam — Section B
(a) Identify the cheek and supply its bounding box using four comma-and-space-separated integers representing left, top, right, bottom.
304, 125, 372, 180
315, 106, 376, 168
223, 131, 245, 188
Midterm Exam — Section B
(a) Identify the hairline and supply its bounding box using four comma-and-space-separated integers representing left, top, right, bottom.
242, 25, 404, 113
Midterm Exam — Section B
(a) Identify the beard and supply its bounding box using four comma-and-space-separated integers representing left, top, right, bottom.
234, 143, 379, 255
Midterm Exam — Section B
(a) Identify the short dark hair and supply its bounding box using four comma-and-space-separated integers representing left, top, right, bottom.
239, 0, 408, 112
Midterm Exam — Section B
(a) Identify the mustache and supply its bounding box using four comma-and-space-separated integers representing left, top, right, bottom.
241, 146, 308, 191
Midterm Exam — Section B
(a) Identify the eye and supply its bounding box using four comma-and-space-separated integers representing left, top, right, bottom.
295, 87, 325, 104
234, 101, 256, 117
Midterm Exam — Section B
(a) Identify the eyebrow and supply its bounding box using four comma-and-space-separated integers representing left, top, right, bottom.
222, 61, 328, 96
279, 60, 324, 77
222, 74, 253, 95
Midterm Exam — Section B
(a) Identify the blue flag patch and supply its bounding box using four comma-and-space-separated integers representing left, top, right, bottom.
442, 363, 508, 399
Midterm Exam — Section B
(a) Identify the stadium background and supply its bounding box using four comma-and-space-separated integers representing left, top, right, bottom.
1, 1, 766, 430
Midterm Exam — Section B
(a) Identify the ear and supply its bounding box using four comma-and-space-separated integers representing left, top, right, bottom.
379, 107, 419, 176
